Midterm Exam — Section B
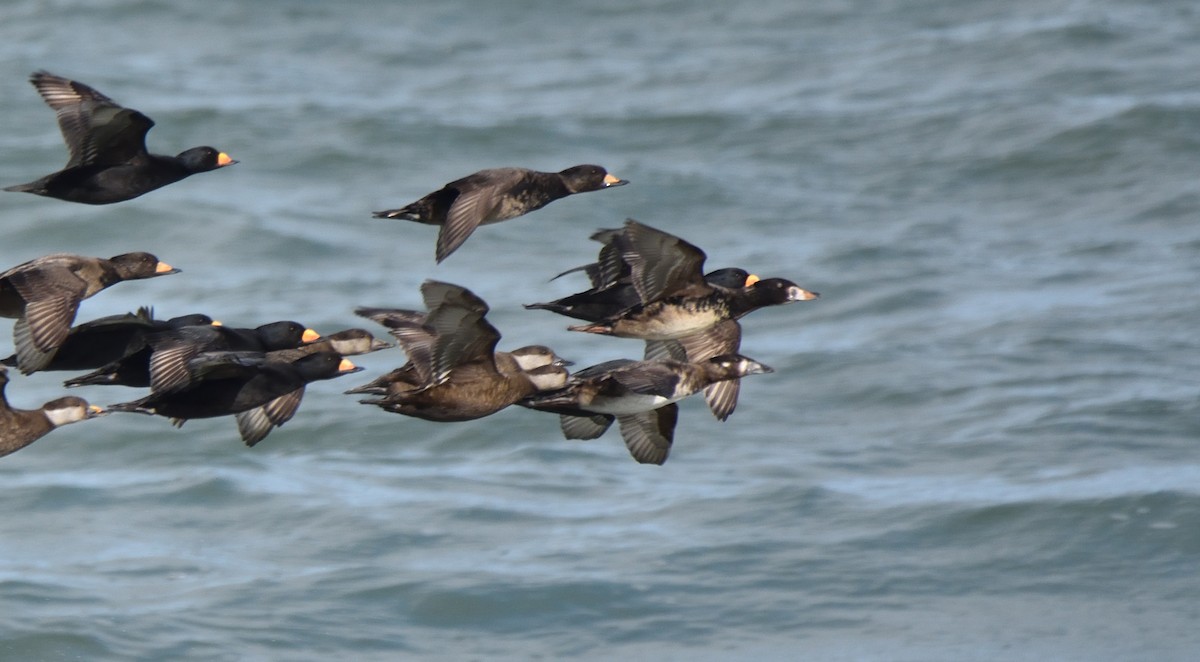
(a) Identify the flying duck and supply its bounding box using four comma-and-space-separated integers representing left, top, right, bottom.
353, 280, 571, 422
107, 351, 360, 445
520, 354, 773, 465
228, 329, 391, 445
373, 165, 627, 262
64, 320, 318, 390
0, 252, 180, 373
529, 219, 814, 420
563, 219, 817, 340
0, 307, 214, 374
0, 365, 105, 457
5, 71, 236, 204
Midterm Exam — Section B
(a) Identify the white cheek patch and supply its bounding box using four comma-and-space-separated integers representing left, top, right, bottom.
44, 406, 85, 427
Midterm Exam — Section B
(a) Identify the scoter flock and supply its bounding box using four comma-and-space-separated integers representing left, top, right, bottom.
0, 71, 819, 465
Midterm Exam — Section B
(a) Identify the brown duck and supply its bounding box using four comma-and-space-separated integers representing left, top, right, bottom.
354, 280, 570, 421
373, 165, 627, 262
0, 365, 105, 457
0, 252, 179, 373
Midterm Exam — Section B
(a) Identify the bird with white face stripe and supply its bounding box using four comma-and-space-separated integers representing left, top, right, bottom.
520, 354, 773, 465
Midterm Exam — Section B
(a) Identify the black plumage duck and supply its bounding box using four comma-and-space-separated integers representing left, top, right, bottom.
373, 165, 627, 262
228, 329, 391, 445
5, 71, 236, 204
107, 351, 360, 446
64, 320, 319, 390
0, 307, 214, 374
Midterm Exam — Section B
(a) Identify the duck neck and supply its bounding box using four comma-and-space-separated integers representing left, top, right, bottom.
724, 288, 767, 319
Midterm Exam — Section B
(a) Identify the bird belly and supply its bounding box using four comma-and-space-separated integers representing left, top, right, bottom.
612, 305, 724, 340
384, 375, 523, 421
585, 392, 675, 415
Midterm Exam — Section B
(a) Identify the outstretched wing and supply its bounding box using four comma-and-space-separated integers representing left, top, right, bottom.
645, 321, 743, 421
559, 413, 614, 440
437, 184, 501, 262
237, 388, 306, 447
616, 405, 678, 465
619, 219, 708, 302
30, 71, 153, 167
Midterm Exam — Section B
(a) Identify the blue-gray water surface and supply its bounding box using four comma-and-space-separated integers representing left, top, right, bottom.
1, 1, 1199, 660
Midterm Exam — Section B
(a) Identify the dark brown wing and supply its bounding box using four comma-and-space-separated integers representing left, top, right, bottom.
384, 324, 439, 385
30, 71, 153, 167
605, 361, 683, 397
703, 379, 740, 423
559, 226, 630, 289
5, 266, 87, 361
616, 405, 678, 465
237, 388, 305, 447
559, 413, 614, 440
619, 219, 708, 302
420, 281, 500, 379
18, 295, 79, 351
643, 339, 687, 362
686, 321, 744, 421
589, 228, 630, 289
355, 307, 437, 383
3, 262, 89, 307
437, 180, 502, 262
644, 321, 742, 420
147, 340, 204, 393
420, 279, 490, 317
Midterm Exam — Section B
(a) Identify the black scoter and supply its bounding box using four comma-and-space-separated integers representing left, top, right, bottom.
65, 320, 318, 390
107, 351, 360, 446
0, 307, 213, 374
225, 328, 391, 445
4, 71, 236, 204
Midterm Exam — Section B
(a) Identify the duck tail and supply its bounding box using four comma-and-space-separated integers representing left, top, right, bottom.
523, 301, 567, 314
63, 367, 117, 388
106, 400, 155, 416
371, 203, 420, 221
3, 182, 37, 193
